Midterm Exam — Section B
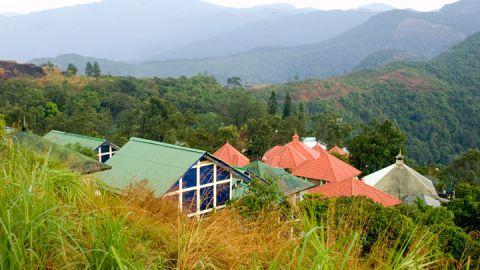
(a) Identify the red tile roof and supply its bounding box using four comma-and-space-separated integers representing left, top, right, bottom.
329, 146, 349, 157
313, 144, 328, 155
262, 134, 320, 169
292, 152, 361, 183
308, 177, 401, 207
213, 142, 250, 167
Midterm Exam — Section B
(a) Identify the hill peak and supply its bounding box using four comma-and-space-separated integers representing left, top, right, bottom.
359, 3, 395, 12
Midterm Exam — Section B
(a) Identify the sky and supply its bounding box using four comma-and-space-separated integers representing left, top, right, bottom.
0, 0, 459, 14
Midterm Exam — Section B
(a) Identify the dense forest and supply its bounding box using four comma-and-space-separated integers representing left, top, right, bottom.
257, 31, 480, 165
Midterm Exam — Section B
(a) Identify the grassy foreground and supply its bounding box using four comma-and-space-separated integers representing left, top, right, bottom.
0, 142, 453, 269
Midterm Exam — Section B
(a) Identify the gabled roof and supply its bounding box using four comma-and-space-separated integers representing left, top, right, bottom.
12, 132, 111, 174
214, 142, 250, 167
292, 152, 361, 183
244, 161, 314, 196
329, 146, 349, 157
362, 158, 439, 200
95, 137, 206, 197
43, 130, 115, 150
313, 144, 328, 155
262, 134, 320, 169
308, 177, 401, 207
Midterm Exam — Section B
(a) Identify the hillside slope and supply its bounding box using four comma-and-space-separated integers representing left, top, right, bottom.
256, 31, 480, 164
140, 0, 480, 83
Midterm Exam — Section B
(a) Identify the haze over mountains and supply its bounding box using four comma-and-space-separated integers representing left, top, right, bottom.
7, 0, 480, 83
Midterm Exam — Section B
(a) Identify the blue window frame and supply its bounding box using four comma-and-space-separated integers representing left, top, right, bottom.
216, 183, 230, 206
200, 186, 214, 211
183, 167, 197, 188
216, 167, 230, 181
182, 190, 197, 213
200, 164, 214, 185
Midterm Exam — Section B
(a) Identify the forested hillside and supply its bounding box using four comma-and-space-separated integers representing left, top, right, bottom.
256, 31, 480, 164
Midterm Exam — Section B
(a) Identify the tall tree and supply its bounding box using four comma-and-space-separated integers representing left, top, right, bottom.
85, 62, 93, 77
66, 63, 78, 76
92, 61, 102, 78
268, 91, 278, 115
227, 77, 242, 88
348, 120, 407, 175
282, 93, 292, 119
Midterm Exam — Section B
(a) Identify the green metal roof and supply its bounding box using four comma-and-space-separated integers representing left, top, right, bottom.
11, 132, 111, 175
95, 137, 207, 197
243, 161, 314, 196
43, 130, 107, 150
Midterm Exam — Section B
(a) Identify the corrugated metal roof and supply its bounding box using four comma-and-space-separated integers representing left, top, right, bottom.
43, 130, 106, 150
244, 161, 314, 196
12, 132, 111, 174
95, 137, 206, 197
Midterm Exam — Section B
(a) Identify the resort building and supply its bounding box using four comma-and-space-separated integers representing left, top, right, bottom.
95, 137, 251, 217
213, 142, 250, 167
242, 161, 314, 203
44, 130, 119, 163
328, 146, 349, 158
308, 177, 401, 207
291, 151, 361, 186
302, 137, 328, 150
262, 134, 320, 170
362, 153, 443, 207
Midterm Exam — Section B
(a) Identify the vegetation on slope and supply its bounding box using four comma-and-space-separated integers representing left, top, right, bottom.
1, 135, 478, 268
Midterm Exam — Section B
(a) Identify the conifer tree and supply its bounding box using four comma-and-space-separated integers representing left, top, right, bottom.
66, 63, 78, 76
85, 62, 93, 77
92, 61, 101, 78
282, 93, 292, 119
268, 91, 278, 115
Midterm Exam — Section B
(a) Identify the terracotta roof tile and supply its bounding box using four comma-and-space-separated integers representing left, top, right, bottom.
214, 142, 250, 167
308, 177, 401, 207
292, 152, 361, 183
262, 134, 320, 169
329, 146, 349, 157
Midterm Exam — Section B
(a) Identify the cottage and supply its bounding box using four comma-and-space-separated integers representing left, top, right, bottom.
95, 137, 251, 217
308, 177, 401, 207
363, 153, 443, 207
213, 142, 250, 167
44, 130, 119, 163
262, 134, 320, 170
291, 151, 361, 186
242, 161, 314, 203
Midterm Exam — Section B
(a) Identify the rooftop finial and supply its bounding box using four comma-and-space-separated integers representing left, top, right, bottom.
293, 133, 299, 141
396, 150, 404, 164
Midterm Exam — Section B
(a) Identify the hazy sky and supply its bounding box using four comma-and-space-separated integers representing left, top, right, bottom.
0, 0, 459, 14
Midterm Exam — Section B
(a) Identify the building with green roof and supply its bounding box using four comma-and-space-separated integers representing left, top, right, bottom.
11, 131, 111, 175
95, 137, 251, 217
243, 161, 315, 203
43, 130, 119, 163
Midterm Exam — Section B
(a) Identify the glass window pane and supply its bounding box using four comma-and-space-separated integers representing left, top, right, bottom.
200, 186, 214, 211
101, 154, 110, 163
183, 167, 197, 188
216, 183, 230, 206
216, 167, 230, 181
200, 164, 214, 185
101, 144, 110, 153
182, 190, 197, 213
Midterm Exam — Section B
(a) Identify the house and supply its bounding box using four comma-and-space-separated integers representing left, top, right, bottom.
95, 137, 252, 217
362, 153, 443, 207
242, 161, 315, 203
262, 134, 320, 170
291, 151, 361, 186
213, 142, 250, 167
308, 177, 401, 207
329, 146, 349, 158
43, 130, 119, 163
11, 131, 111, 175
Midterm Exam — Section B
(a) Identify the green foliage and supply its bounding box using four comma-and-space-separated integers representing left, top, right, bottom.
441, 149, 480, 189
268, 91, 278, 115
311, 112, 352, 147
235, 178, 284, 217
348, 120, 407, 174
92, 61, 102, 78
446, 183, 480, 232
282, 93, 292, 119
66, 142, 97, 159
66, 63, 78, 76
226, 76, 242, 88
85, 61, 94, 77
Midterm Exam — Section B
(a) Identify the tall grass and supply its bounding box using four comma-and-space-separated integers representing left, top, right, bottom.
0, 142, 448, 269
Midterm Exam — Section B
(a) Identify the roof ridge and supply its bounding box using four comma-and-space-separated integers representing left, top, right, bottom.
130, 137, 206, 154
49, 130, 105, 142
